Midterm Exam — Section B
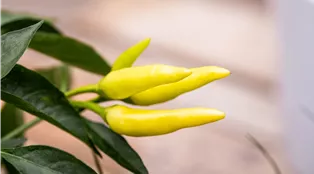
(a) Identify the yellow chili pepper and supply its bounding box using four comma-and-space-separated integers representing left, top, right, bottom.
98, 64, 192, 99
111, 38, 151, 71
103, 105, 225, 137
130, 66, 230, 105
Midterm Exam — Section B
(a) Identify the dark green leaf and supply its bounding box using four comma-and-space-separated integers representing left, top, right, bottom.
1, 145, 97, 174
30, 32, 111, 75
1, 10, 44, 26
1, 19, 59, 35
1, 10, 60, 34
1, 65, 95, 152
1, 10, 29, 25
1, 138, 27, 149
1, 21, 43, 79
1, 103, 24, 138
2, 159, 20, 174
85, 119, 148, 174
1, 11, 111, 75
37, 65, 72, 92
1, 131, 26, 173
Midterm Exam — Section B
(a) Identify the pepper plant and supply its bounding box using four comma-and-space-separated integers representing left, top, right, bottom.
1, 10, 230, 174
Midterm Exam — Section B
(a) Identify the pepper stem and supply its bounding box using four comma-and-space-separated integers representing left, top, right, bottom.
65, 84, 99, 97
70, 101, 107, 121
86, 96, 108, 103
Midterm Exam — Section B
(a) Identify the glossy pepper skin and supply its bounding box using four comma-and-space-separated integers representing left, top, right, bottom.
103, 105, 225, 137
111, 38, 151, 71
130, 66, 230, 105
98, 64, 192, 99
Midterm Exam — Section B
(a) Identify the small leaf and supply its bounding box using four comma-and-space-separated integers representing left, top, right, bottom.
30, 32, 111, 75
1, 145, 97, 174
1, 21, 43, 79
1, 103, 24, 138
85, 119, 148, 174
1, 138, 27, 149
37, 65, 72, 92
1, 65, 95, 152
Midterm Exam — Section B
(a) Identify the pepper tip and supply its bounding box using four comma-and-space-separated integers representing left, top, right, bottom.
209, 109, 225, 121
211, 66, 230, 79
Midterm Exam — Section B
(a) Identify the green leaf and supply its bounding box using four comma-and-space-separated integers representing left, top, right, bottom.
0, 138, 26, 169
37, 65, 72, 92
1, 11, 110, 75
1, 21, 43, 79
1, 138, 27, 149
85, 119, 148, 174
1, 103, 24, 138
29, 32, 111, 75
1, 10, 60, 34
1, 65, 95, 152
1, 18, 58, 35
1, 10, 45, 26
2, 159, 20, 174
1, 10, 30, 25
1, 145, 97, 174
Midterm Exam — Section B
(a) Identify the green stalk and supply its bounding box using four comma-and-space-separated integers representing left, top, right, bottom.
65, 84, 99, 97
70, 101, 106, 119
1, 118, 42, 141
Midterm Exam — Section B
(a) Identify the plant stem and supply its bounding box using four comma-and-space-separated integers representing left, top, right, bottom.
246, 134, 281, 174
1, 118, 42, 141
70, 100, 106, 119
65, 84, 99, 97
59, 64, 71, 93
92, 152, 103, 174
87, 96, 107, 103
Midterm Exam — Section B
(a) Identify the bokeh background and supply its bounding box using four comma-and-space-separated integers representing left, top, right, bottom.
2, 0, 313, 173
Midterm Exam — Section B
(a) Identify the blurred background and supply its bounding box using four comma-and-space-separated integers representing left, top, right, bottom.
2, 0, 313, 173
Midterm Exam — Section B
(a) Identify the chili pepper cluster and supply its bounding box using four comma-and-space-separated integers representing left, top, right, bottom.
73, 38, 230, 137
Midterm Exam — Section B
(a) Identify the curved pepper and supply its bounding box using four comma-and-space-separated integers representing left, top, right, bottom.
98, 64, 192, 99
103, 105, 225, 137
130, 66, 230, 105
111, 38, 151, 71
